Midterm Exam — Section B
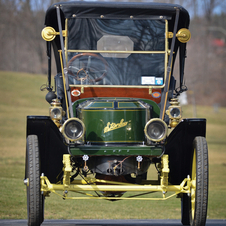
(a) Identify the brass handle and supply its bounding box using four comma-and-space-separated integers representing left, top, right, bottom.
167, 28, 191, 43
41, 26, 67, 41
176, 28, 191, 43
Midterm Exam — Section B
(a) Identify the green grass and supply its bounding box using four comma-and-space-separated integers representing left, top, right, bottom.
0, 71, 225, 219
0, 71, 49, 219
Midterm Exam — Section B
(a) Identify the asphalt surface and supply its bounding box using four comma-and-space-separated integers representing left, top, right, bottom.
0, 219, 225, 226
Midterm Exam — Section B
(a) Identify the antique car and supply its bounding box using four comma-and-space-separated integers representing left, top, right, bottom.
24, 1, 208, 226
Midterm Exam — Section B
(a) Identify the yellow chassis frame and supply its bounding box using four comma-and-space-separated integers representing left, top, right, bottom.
40, 154, 194, 201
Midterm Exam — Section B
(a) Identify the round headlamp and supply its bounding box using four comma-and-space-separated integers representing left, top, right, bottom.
50, 108, 62, 120
62, 118, 85, 141
169, 107, 181, 118
144, 119, 167, 142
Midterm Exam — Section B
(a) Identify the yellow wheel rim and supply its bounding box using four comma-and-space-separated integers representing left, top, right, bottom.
191, 149, 196, 220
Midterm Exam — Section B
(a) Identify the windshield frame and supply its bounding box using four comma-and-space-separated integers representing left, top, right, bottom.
58, 18, 170, 118
59, 19, 169, 90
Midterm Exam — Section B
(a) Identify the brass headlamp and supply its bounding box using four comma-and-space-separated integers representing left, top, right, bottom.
166, 98, 182, 128
144, 118, 168, 142
49, 99, 63, 127
61, 118, 85, 142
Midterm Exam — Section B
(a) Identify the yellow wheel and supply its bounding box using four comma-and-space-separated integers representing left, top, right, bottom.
181, 136, 208, 226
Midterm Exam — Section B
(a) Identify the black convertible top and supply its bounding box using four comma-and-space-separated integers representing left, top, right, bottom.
45, 1, 190, 30
44, 1, 190, 80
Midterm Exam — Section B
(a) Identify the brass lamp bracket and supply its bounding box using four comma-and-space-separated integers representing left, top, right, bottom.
41, 26, 67, 41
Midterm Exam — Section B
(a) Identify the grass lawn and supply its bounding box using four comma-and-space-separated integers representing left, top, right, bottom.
0, 71, 225, 219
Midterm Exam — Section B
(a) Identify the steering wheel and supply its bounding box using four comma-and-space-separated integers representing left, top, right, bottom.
68, 53, 108, 82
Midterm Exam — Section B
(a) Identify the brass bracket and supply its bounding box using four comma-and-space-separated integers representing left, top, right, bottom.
160, 155, 170, 197
81, 86, 84, 94
62, 154, 72, 187
149, 87, 152, 94
167, 32, 174, 39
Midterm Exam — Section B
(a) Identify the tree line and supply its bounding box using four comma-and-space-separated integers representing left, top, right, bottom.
0, 0, 226, 106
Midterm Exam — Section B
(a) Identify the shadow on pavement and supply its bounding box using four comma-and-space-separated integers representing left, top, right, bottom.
0, 219, 225, 226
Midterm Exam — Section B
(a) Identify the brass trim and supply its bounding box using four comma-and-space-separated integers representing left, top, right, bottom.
161, 58, 173, 120
67, 49, 166, 54
81, 109, 145, 112
59, 52, 70, 118
65, 19, 68, 64
69, 84, 165, 89
85, 140, 144, 143
165, 20, 169, 75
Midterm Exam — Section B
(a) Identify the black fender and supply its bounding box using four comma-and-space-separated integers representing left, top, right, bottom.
26, 116, 68, 183
165, 118, 206, 184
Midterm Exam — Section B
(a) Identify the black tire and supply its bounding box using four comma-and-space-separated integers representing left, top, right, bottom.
181, 192, 190, 225
26, 135, 44, 226
181, 136, 208, 226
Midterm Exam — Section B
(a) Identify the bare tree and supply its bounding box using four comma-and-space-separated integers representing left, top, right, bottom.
203, 0, 221, 23
0, 0, 226, 106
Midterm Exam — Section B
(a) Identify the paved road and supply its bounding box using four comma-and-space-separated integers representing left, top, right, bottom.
0, 219, 225, 226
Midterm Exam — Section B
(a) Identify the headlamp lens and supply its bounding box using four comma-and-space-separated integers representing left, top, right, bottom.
63, 118, 85, 141
50, 108, 61, 119
170, 107, 181, 118
145, 119, 167, 142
